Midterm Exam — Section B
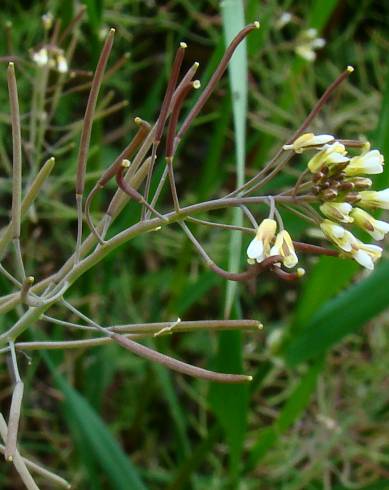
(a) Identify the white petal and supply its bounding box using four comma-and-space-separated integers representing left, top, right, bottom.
353, 250, 374, 270
338, 203, 352, 213
247, 238, 264, 260
284, 252, 298, 268
312, 134, 334, 145
372, 220, 389, 240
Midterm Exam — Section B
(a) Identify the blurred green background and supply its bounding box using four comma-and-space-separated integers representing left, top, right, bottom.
0, 0, 388, 489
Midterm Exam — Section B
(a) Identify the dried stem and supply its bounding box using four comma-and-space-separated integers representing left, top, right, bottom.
7, 62, 25, 280
231, 66, 354, 197
187, 216, 255, 234
112, 333, 253, 383
176, 22, 259, 144
85, 118, 151, 243
61, 300, 252, 383
0, 443, 71, 488
41, 315, 261, 334
75, 28, 115, 263
0, 157, 55, 259
116, 161, 167, 221
58, 5, 86, 44
5, 341, 24, 462
180, 222, 282, 281
0, 413, 39, 490
142, 42, 187, 218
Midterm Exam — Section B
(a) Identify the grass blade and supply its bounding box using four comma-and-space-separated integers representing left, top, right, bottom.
43, 353, 148, 490
285, 260, 389, 366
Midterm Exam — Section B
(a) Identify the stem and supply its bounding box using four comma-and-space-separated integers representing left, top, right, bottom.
176, 22, 259, 142
84, 119, 151, 243
5, 341, 24, 462
41, 315, 261, 334
61, 300, 252, 383
0, 413, 39, 490
116, 161, 167, 221
231, 67, 354, 198
142, 42, 187, 219
180, 221, 282, 282
187, 216, 255, 234
74, 28, 115, 262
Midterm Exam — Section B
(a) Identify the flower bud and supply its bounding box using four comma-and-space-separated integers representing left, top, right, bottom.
269, 230, 298, 268
350, 208, 389, 240
247, 219, 277, 263
320, 202, 353, 223
283, 133, 334, 153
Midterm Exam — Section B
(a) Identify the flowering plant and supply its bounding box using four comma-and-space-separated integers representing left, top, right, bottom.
0, 9, 386, 488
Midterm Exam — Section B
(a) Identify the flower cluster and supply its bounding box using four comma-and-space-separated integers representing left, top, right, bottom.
247, 133, 387, 273
247, 218, 304, 274
294, 28, 326, 62
294, 133, 387, 270
31, 46, 68, 73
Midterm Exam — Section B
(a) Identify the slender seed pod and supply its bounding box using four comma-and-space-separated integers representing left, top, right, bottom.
7, 63, 22, 241
176, 22, 260, 141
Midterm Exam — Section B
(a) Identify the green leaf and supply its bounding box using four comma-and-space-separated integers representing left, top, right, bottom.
285, 260, 389, 366
208, 1, 250, 481
43, 353, 147, 490
247, 360, 322, 469
222, 0, 248, 316
292, 257, 358, 330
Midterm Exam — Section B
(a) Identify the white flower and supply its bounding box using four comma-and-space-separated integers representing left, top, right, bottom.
276, 12, 292, 29
295, 44, 316, 61
32, 48, 49, 66
320, 202, 353, 223
295, 29, 325, 62
320, 219, 356, 252
56, 54, 68, 73
350, 207, 389, 240
351, 241, 382, 270
269, 230, 298, 268
358, 189, 389, 210
247, 218, 277, 263
344, 150, 384, 176
42, 12, 54, 30
307, 142, 348, 173
283, 133, 334, 153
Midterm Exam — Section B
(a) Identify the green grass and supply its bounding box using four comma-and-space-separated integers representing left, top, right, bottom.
0, 1, 388, 489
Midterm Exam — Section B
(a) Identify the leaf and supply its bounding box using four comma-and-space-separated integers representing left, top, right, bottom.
292, 257, 358, 330
208, 1, 250, 481
247, 360, 322, 469
285, 260, 389, 366
43, 353, 148, 490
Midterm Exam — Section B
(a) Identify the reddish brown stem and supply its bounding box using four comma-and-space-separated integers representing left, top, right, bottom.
166, 81, 196, 158
176, 22, 259, 142
287, 66, 354, 146
111, 333, 252, 383
293, 241, 338, 256
272, 267, 301, 282
58, 6, 87, 44
155, 42, 187, 143
209, 255, 283, 282
99, 119, 151, 188
75, 28, 115, 196
116, 163, 166, 221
